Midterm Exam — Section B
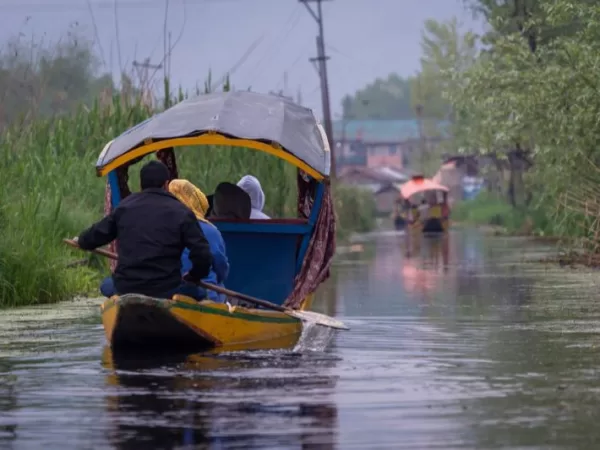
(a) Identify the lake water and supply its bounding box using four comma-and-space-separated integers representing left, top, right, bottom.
2, 229, 600, 449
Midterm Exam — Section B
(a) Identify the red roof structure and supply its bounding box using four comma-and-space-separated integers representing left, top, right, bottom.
399, 175, 448, 199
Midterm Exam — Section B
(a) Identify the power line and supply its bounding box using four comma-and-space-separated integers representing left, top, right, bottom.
0, 0, 249, 9
0, 1, 161, 9
245, 4, 302, 86
273, 40, 313, 92
132, 57, 162, 106
209, 33, 265, 92
300, 0, 335, 178
326, 43, 354, 60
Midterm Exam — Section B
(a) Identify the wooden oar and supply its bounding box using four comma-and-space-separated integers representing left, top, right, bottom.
63, 238, 349, 331
64, 239, 117, 261
194, 281, 349, 330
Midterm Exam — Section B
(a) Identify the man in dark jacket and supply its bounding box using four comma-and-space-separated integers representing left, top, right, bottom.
76, 160, 213, 300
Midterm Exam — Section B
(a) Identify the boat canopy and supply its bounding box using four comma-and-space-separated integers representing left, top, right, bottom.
399, 175, 449, 199
95, 91, 331, 180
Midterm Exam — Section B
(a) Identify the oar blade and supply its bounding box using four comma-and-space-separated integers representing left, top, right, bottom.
290, 310, 349, 331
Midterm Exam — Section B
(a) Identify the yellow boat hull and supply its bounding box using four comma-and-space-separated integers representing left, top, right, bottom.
406, 217, 449, 234
395, 204, 449, 234
101, 293, 311, 351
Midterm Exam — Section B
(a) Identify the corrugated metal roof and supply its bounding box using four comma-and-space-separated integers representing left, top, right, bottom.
333, 119, 450, 143
375, 166, 410, 181
338, 165, 410, 183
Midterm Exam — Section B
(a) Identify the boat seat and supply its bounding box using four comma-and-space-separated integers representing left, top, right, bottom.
211, 218, 312, 305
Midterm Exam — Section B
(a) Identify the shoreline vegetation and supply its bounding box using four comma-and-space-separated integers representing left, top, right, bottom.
450, 193, 599, 267
336, 2, 600, 272
435, 2, 600, 271
450, 193, 548, 237
10, 0, 600, 308
0, 34, 374, 308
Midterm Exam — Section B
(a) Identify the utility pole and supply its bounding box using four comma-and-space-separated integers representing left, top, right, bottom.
415, 76, 425, 175
133, 58, 163, 107
300, 0, 335, 179
416, 103, 425, 175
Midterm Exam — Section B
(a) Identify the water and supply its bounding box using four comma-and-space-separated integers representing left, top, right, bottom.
2, 228, 600, 449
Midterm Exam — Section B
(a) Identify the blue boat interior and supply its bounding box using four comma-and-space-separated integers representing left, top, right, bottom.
212, 219, 312, 305
211, 183, 323, 305
108, 171, 325, 306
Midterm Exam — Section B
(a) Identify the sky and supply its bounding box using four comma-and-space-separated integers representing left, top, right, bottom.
0, 0, 486, 118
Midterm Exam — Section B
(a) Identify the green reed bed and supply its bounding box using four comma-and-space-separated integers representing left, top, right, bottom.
334, 184, 375, 240
0, 95, 374, 307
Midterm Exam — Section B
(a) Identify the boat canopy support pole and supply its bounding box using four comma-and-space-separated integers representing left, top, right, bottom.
108, 170, 122, 209
295, 181, 325, 273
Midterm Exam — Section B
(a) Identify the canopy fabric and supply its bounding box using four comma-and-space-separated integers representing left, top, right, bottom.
96, 91, 330, 178
284, 172, 336, 309
399, 178, 449, 199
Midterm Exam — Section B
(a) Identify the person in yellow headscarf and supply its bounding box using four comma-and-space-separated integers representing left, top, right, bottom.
168, 179, 230, 302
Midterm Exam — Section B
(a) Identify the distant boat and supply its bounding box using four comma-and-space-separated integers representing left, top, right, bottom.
392, 175, 450, 234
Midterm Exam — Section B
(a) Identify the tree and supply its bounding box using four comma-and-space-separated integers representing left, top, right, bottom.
467, 0, 542, 52
0, 33, 115, 129
411, 18, 477, 125
447, 0, 600, 243
341, 74, 415, 120
466, 0, 599, 51
409, 18, 477, 174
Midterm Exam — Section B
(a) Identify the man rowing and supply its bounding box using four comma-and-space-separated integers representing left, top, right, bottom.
75, 160, 213, 301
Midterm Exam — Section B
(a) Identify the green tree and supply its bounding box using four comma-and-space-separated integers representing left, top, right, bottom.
341, 74, 415, 120
467, 0, 542, 51
466, 0, 598, 51
412, 17, 477, 126
410, 18, 477, 174
0, 33, 114, 129
448, 0, 600, 245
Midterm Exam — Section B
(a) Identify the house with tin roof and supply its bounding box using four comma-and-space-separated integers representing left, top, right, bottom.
333, 119, 449, 172
337, 165, 413, 216
338, 165, 411, 192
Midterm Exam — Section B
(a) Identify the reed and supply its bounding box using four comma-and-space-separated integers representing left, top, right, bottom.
333, 184, 376, 239
0, 94, 373, 307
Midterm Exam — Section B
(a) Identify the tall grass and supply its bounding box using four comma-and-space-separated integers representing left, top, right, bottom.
451, 193, 518, 228
0, 94, 373, 307
451, 191, 554, 236
334, 184, 376, 239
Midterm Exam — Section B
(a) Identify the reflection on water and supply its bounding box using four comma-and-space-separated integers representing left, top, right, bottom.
4, 229, 600, 448
103, 348, 339, 449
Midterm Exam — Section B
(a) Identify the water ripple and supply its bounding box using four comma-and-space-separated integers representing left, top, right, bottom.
1, 230, 599, 449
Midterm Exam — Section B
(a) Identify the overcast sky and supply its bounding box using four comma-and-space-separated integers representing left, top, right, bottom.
0, 0, 486, 117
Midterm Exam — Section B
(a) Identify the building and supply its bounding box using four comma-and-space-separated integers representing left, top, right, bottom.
338, 165, 410, 192
333, 119, 449, 171
334, 119, 449, 218
373, 183, 402, 217
338, 166, 410, 216
432, 155, 488, 204
432, 150, 533, 206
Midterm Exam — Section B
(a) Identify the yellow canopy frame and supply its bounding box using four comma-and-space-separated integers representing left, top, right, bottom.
97, 133, 326, 181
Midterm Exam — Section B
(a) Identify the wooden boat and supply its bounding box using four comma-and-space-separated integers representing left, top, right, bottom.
393, 175, 450, 234
101, 294, 309, 350
94, 91, 336, 351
